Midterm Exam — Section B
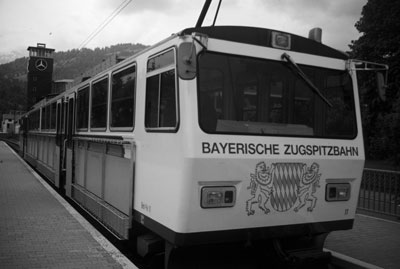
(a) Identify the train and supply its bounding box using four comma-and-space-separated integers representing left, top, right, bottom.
18, 1, 387, 268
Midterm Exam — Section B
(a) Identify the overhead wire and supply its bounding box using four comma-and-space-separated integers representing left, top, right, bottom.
78, 0, 132, 50
54, 0, 132, 77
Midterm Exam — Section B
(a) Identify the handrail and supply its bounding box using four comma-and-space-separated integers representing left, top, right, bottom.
72, 136, 131, 145
358, 169, 400, 217
363, 167, 400, 174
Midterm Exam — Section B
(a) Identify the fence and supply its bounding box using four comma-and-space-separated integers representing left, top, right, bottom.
358, 168, 400, 217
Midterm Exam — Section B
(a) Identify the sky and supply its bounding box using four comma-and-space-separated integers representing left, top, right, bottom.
0, 0, 367, 63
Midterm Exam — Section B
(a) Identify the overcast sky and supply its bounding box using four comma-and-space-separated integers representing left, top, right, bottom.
0, 0, 367, 61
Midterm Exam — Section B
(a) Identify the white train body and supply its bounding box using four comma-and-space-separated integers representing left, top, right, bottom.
21, 26, 364, 251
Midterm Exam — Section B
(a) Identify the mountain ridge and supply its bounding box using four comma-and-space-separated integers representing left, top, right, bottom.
0, 43, 148, 114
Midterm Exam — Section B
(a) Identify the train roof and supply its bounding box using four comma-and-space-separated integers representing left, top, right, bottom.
180, 26, 348, 60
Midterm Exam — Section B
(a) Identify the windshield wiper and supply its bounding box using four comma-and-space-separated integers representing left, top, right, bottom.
281, 53, 333, 108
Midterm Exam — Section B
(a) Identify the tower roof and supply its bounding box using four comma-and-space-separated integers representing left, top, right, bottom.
27, 43, 55, 58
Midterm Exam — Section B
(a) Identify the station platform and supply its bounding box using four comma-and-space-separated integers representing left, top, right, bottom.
0, 140, 399, 269
0, 142, 136, 269
325, 213, 400, 269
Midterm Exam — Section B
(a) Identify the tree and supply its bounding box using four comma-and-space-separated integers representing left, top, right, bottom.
350, 0, 400, 165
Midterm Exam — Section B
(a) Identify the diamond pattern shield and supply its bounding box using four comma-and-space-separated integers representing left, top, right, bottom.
270, 163, 304, 212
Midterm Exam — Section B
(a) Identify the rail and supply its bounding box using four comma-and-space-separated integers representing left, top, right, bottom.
358, 168, 400, 217
0, 134, 19, 150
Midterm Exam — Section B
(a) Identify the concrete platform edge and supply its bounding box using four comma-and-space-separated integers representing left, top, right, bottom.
324, 248, 383, 269
5, 142, 137, 269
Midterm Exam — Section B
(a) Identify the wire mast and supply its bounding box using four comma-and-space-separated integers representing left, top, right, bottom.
195, 0, 222, 28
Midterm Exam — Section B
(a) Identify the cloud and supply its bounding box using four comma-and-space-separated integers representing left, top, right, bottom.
0, 0, 366, 58
257, 0, 365, 24
97, 0, 181, 14
252, 0, 366, 50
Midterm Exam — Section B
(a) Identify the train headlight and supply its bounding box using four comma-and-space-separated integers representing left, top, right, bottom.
201, 186, 236, 208
326, 183, 351, 201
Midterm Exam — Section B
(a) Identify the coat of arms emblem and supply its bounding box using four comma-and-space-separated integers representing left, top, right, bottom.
246, 162, 321, 215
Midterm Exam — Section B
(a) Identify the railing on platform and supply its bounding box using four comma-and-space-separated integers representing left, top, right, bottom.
358, 168, 400, 217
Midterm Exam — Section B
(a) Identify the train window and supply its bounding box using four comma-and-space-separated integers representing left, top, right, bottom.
110, 65, 135, 130
35, 110, 39, 130
76, 86, 89, 131
46, 104, 51, 130
198, 51, 356, 138
323, 72, 357, 137
40, 107, 44, 130
293, 78, 314, 127
145, 49, 177, 131
145, 69, 177, 129
41, 106, 47, 131
91, 77, 109, 130
27, 114, 31, 131
67, 98, 75, 141
50, 102, 57, 130
30, 110, 39, 131
31, 112, 34, 130
56, 103, 61, 133
147, 50, 174, 72
30, 112, 34, 130
37, 110, 40, 130
56, 102, 62, 146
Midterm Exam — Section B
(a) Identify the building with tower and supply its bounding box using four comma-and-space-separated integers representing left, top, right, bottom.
26, 43, 55, 109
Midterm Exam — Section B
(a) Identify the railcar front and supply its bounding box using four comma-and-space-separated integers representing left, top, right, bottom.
135, 26, 364, 264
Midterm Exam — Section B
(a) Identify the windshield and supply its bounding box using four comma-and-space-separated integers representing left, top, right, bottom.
198, 52, 357, 139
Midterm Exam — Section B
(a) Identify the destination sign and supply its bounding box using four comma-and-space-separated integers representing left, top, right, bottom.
201, 142, 359, 157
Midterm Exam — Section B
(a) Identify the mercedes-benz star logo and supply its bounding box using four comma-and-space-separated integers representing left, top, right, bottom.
35, 59, 48, 71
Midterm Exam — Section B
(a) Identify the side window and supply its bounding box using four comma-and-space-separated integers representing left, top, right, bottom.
91, 77, 109, 130
110, 65, 136, 130
145, 49, 177, 130
76, 86, 89, 130
50, 102, 57, 130
31, 110, 39, 130
46, 104, 51, 130
35, 110, 40, 130
41, 106, 46, 130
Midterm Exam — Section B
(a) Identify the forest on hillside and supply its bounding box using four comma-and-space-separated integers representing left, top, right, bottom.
0, 43, 147, 114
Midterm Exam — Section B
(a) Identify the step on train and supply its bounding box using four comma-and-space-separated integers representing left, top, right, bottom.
18, 1, 388, 268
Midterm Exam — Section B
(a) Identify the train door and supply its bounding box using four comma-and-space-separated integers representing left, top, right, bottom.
65, 93, 75, 197
55, 97, 64, 189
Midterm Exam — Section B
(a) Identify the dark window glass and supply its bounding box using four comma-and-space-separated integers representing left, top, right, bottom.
57, 103, 61, 133
145, 70, 177, 128
50, 102, 56, 130
111, 65, 135, 129
41, 107, 45, 130
91, 77, 108, 129
76, 86, 89, 130
159, 71, 177, 127
46, 105, 51, 130
324, 73, 357, 137
145, 75, 160, 128
198, 52, 357, 138
30, 110, 40, 130
36, 110, 40, 130
67, 98, 75, 140
147, 50, 174, 72
27, 114, 31, 131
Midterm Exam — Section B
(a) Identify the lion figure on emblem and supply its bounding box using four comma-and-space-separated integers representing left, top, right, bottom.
246, 162, 274, 215
294, 162, 321, 212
